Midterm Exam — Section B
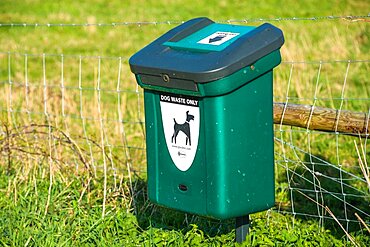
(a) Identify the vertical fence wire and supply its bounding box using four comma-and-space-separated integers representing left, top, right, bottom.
42, 54, 54, 216
96, 57, 108, 218
116, 56, 134, 210
306, 61, 325, 229
279, 63, 296, 226
78, 55, 97, 177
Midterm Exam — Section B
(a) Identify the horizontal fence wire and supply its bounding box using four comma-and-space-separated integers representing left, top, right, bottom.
3, 51, 369, 63
0, 14, 369, 28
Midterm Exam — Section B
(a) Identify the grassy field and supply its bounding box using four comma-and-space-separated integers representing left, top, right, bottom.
0, 0, 370, 246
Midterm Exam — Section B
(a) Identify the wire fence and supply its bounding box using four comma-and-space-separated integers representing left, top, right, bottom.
0, 14, 369, 27
1, 51, 369, 231
0, 14, 369, 233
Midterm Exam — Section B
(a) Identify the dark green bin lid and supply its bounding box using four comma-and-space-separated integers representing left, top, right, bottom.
129, 17, 284, 83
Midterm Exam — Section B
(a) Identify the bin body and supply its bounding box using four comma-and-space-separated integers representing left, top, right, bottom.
130, 17, 284, 220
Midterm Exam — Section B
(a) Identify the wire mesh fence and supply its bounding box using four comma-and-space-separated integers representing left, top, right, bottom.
0, 51, 368, 231
0, 14, 369, 234
274, 58, 369, 231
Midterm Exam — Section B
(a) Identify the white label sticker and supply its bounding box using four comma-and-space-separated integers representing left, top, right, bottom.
160, 94, 200, 172
197, 31, 240, 46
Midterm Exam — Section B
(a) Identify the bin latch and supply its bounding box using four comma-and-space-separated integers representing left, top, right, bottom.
162, 74, 170, 83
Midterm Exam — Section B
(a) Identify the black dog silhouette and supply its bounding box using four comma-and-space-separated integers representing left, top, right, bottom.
171, 111, 194, 146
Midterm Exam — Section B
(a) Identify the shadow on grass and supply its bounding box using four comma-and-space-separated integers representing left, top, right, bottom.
130, 152, 369, 239
131, 178, 235, 238
278, 153, 370, 237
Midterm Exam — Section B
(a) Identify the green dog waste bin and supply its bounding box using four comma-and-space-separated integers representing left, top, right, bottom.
129, 17, 284, 220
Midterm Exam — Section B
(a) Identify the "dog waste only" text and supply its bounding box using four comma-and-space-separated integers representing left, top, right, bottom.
160, 94, 198, 107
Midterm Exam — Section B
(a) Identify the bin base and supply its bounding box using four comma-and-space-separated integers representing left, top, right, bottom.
235, 215, 250, 243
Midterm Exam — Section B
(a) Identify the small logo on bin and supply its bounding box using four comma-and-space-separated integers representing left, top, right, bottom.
171, 110, 194, 146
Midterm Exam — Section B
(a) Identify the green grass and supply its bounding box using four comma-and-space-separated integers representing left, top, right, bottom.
0, 0, 370, 246
1, 167, 369, 246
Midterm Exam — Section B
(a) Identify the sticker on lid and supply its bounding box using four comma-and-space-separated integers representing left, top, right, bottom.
197, 31, 240, 46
